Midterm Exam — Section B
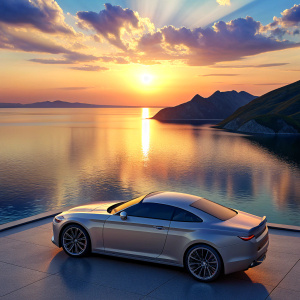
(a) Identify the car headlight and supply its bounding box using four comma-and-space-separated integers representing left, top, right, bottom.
54, 215, 65, 223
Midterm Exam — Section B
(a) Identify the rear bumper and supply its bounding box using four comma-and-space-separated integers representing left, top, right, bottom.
249, 252, 267, 268
220, 226, 269, 275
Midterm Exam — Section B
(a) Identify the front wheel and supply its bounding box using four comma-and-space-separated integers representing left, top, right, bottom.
185, 244, 222, 282
61, 224, 90, 257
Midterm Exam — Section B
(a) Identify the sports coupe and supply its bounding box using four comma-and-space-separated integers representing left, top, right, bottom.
52, 191, 269, 282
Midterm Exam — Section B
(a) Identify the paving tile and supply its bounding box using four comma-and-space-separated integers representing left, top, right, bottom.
267, 287, 300, 300
0, 261, 50, 297
0, 218, 53, 238
55, 254, 182, 295
1, 237, 20, 247
1, 274, 142, 300
278, 260, 300, 292
148, 272, 273, 300
268, 231, 300, 255
0, 238, 65, 274
0, 223, 299, 300
226, 250, 299, 286
36, 222, 53, 231
2, 226, 55, 248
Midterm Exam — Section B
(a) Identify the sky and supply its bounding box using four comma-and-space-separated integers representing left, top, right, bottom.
0, 0, 300, 106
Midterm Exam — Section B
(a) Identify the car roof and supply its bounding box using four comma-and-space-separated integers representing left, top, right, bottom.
142, 191, 199, 210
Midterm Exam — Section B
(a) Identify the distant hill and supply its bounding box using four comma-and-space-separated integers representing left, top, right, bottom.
151, 91, 256, 121
218, 80, 300, 134
0, 100, 164, 108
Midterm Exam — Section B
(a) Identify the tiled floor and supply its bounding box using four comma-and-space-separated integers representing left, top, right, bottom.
0, 218, 299, 300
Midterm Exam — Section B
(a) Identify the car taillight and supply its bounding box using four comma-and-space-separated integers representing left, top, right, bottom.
238, 235, 255, 241
54, 215, 64, 223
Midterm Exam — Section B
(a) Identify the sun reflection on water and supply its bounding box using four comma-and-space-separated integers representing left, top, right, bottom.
141, 108, 150, 161
0, 108, 299, 226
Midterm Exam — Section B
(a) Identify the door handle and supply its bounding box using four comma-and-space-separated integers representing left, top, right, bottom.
154, 226, 165, 230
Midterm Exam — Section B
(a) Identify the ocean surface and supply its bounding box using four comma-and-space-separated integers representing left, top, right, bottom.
0, 108, 299, 226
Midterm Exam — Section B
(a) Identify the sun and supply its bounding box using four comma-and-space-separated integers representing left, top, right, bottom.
141, 74, 153, 85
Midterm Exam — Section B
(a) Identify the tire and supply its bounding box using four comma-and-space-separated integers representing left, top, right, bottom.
61, 224, 91, 257
185, 244, 222, 282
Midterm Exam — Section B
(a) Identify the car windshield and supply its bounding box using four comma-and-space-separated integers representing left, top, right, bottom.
190, 198, 237, 221
109, 194, 146, 214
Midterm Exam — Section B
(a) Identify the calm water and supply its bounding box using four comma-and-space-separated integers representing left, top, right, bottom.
0, 108, 299, 226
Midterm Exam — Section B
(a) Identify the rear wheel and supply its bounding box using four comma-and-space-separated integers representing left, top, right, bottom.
185, 244, 222, 282
61, 224, 90, 257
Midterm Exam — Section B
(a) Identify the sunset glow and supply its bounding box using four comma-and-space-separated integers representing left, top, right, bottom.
0, 0, 299, 106
141, 108, 150, 160
141, 74, 153, 85
1, 2, 300, 289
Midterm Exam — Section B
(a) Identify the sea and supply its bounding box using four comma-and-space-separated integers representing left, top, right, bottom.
0, 108, 299, 226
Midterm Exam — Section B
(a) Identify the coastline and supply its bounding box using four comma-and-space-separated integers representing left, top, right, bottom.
151, 119, 300, 135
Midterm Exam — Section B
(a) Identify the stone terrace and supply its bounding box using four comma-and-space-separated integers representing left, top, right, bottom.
0, 218, 299, 300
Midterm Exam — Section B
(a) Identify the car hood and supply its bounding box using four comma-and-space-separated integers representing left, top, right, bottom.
67, 200, 120, 213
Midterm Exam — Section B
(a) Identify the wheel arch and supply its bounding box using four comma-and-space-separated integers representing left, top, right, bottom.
183, 242, 224, 273
59, 221, 92, 248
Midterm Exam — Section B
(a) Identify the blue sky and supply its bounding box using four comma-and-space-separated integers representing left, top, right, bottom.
58, 0, 298, 27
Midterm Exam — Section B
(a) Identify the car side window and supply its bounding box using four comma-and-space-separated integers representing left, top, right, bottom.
172, 208, 202, 222
124, 203, 175, 221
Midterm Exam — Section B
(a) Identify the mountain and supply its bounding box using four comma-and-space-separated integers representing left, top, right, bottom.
218, 80, 300, 134
151, 91, 256, 121
0, 100, 164, 108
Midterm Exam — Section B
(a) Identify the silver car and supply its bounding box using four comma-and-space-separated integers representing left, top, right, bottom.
52, 191, 269, 282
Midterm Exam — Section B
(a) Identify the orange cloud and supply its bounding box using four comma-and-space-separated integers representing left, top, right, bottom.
217, 0, 231, 6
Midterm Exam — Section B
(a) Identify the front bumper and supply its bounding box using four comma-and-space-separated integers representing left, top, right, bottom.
52, 217, 62, 247
51, 235, 59, 246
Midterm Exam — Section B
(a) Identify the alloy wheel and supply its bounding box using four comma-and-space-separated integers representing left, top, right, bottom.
62, 226, 87, 256
187, 247, 219, 280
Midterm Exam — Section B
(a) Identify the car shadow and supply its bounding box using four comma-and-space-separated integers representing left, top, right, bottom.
48, 250, 271, 298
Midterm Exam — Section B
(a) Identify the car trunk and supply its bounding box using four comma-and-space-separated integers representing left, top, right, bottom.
221, 210, 267, 237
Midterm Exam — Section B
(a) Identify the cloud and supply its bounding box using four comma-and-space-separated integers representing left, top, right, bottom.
252, 83, 287, 86
70, 65, 109, 71
29, 52, 100, 64
77, 3, 140, 50
0, 25, 69, 54
269, 27, 287, 39
1, 2, 299, 69
64, 52, 100, 63
114, 57, 129, 64
138, 16, 299, 66
217, 0, 231, 6
255, 63, 289, 68
261, 5, 300, 39
137, 32, 163, 52
99, 56, 129, 64
29, 58, 68, 64
294, 29, 300, 35
201, 74, 239, 76
54, 87, 92, 90
272, 4, 300, 28
0, 0, 74, 34
211, 63, 289, 68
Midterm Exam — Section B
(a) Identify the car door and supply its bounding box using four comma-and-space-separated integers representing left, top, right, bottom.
103, 203, 175, 258
159, 207, 203, 264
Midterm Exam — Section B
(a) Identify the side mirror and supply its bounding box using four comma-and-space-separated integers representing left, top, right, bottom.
120, 211, 127, 220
